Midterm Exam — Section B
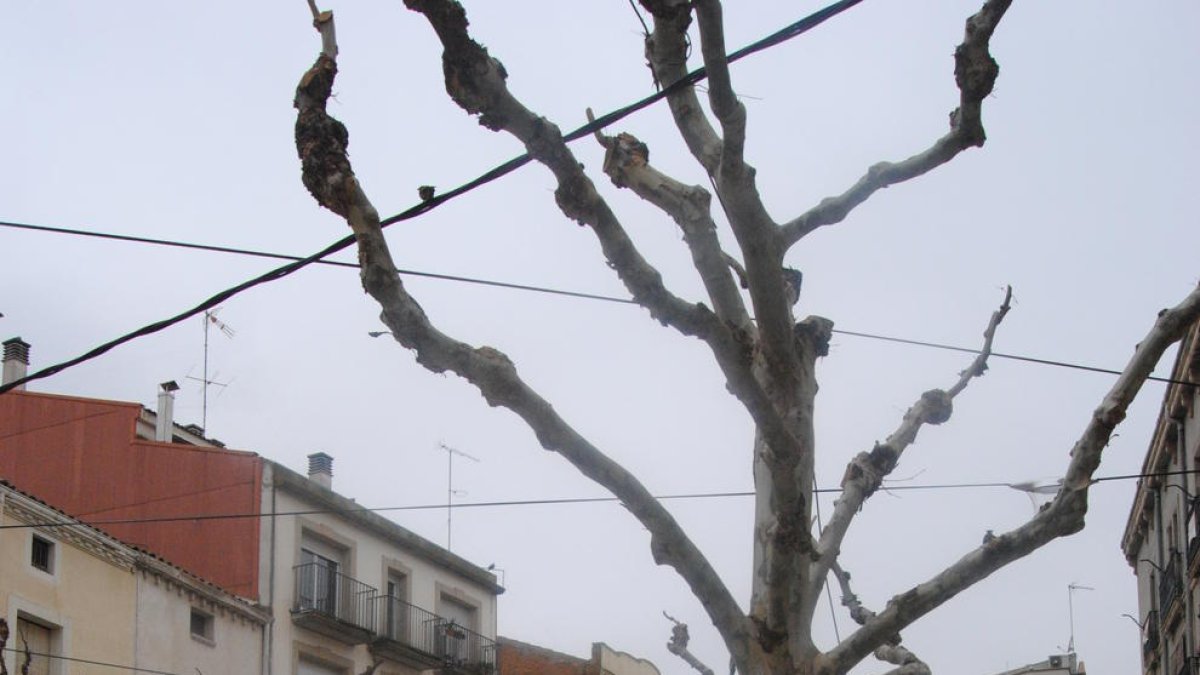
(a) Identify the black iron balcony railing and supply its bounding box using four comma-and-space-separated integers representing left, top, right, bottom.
1160, 554, 1184, 620
293, 562, 377, 633
1143, 609, 1160, 659
371, 594, 495, 672
434, 619, 496, 673
375, 594, 443, 655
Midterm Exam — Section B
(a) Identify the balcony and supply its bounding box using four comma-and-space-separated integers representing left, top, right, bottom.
435, 621, 497, 675
291, 563, 377, 644
1143, 610, 1160, 662
1185, 504, 1195, 571
1160, 554, 1184, 626
1172, 640, 1189, 675
370, 595, 495, 674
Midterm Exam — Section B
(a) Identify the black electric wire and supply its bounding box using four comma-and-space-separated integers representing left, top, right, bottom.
0, 220, 637, 305
0, 0, 864, 395
3, 218, 1196, 389
2, 470, 1193, 533
0, 647, 180, 675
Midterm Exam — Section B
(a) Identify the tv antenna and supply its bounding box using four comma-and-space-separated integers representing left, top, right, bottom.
438, 442, 480, 551
1067, 582, 1094, 654
187, 309, 235, 431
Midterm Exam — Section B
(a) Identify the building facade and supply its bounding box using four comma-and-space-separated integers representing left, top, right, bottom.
264, 458, 501, 675
496, 637, 661, 675
0, 339, 502, 675
1123, 321, 1200, 675
1, 480, 268, 675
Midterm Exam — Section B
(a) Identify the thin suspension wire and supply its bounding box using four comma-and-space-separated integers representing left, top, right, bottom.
3, 218, 1195, 389
2, 469, 1193, 533
0, 647, 180, 675
811, 469, 842, 641
0, 0, 865, 395
0, 220, 637, 305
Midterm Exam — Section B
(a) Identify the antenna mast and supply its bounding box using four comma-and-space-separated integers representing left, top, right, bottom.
1067, 582, 1094, 654
194, 309, 235, 431
438, 442, 480, 551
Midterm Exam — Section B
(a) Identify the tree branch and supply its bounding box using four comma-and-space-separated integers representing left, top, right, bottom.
831, 564, 930, 675
401, 2, 811, 509
587, 110, 751, 330
807, 287, 1011, 620
823, 283, 1200, 673
687, 1, 794, 390
0, 618, 8, 675
294, 5, 754, 667
664, 611, 718, 675
17, 630, 30, 675
781, 0, 1013, 247
638, 0, 722, 174
692, 0, 745, 162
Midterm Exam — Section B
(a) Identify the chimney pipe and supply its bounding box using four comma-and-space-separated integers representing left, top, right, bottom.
2, 338, 31, 390
155, 381, 180, 442
307, 452, 333, 490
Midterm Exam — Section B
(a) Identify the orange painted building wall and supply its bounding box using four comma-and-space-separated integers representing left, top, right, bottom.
497, 638, 598, 675
0, 390, 262, 598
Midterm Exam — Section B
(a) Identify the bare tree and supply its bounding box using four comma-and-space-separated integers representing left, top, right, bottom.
293, 1, 1200, 673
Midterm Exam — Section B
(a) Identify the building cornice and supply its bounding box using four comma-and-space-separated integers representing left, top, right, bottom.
266, 460, 504, 595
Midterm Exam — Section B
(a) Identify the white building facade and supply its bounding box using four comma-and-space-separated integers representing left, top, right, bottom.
1123, 321, 1200, 675
261, 457, 502, 675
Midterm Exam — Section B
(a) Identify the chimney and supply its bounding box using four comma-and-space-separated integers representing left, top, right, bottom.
155, 381, 180, 442
2, 337, 31, 390
307, 452, 333, 489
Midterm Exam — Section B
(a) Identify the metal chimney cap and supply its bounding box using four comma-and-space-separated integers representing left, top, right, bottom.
308, 452, 334, 474
3, 337, 30, 364
160, 380, 180, 392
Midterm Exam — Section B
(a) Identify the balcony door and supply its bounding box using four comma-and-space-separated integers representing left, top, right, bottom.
299, 545, 341, 616
384, 571, 409, 642
437, 594, 478, 664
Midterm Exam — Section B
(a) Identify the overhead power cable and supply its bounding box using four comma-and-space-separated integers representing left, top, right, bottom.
3, 219, 1196, 388
1, 469, 1192, 533
0, 0, 864, 395
0, 220, 635, 305
0, 647, 179, 675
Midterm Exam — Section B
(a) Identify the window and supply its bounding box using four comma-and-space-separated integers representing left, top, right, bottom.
437, 593, 478, 664
383, 571, 409, 641
298, 548, 340, 615
16, 617, 53, 675
30, 535, 54, 573
297, 533, 347, 618
190, 608, 215, 644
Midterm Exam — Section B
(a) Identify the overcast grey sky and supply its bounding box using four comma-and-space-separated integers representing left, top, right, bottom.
2, 1, 1198, 673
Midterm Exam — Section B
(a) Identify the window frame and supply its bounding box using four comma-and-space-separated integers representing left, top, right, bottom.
189, 607, 215, 646
29, 534, 55, 575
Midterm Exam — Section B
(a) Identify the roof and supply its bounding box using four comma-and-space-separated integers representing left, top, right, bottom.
268, 460, 505, 594
0, 479, 269, 623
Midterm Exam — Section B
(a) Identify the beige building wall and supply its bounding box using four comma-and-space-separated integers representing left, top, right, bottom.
0, 486, 137, 675
594, 642, 662, 675
133, 559, 268, 675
